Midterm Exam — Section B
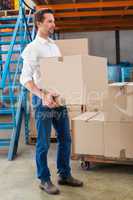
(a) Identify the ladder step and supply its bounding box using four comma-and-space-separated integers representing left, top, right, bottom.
0, 95, 18, 101
0, 32, 19, 37
0, 72, 21, 76
0, 16, 33, 21
0, 108, 16, 115
0, 17, 18, 21
8, 71, 21, 75
1, 85, 20, 90
0, 60, 22, 65
9, 73, 21, 76
0, 50, 20, 54
0, 122, 15, 129
0, 84, 20, 90
0, 139, 10, 142
0, 23, 33, 29
5, 82, 20, 86
0, 41, 28, 45
0, 24, 15, 29
0, 139, 10, 147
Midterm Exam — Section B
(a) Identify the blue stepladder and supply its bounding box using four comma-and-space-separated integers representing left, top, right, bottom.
0, 0, 35, 160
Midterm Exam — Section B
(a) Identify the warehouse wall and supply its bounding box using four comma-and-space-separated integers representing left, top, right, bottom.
60, 30, 133, 64
120, 30, 133, 64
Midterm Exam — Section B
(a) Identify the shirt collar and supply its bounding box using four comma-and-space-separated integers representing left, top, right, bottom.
35, 34, 55, 44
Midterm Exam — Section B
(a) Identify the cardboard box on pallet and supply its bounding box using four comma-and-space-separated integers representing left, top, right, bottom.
86, 89, 108, 112
67, 105, 83, 131
104, 121, 133, 159
103, 83, 133, 122
103, 83, 133, 159
72, 110, 133, 159
72, 111, 104, 155
67, 105, 84, 112
85, 82, 133, 113
55, 38, 89, 56
126, 82, 133, 117
40, 55, 108, 105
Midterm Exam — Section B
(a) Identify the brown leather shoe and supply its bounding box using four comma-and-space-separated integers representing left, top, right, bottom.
58, 175, 83, 187
39, 180, 60, 195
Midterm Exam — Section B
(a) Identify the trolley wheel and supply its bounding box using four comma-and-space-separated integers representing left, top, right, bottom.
81, 161, 91, 170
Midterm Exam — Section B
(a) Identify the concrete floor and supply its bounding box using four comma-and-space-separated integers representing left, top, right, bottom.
0, 140, 133, 200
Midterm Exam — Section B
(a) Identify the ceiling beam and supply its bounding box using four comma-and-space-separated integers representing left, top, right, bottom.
54, 16, 133, 31
56, 22, 133, 30
58, 26, 133, 33
55, 17, 133, 26
55, 22, 133, 31
36, 1, 133, 10
54, 9, 133, 18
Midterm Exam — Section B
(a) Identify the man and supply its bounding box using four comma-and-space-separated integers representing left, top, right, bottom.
20, 8, 83, 195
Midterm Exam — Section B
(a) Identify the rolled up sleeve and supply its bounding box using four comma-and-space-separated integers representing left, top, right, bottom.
20, 44, 38, 86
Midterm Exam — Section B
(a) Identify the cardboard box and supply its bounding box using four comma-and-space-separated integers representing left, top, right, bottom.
67, 105, 83, 112
72, 111, 133, 159
104, 121, 133, 159
103, 83, 133, 122
72, 108, 133, 159
86, 90, 108, 112
40, 55, 107, 105
55, 38, 89, 56
68, 105, 83, 131
126, 82, 133, 117
72, 111, 104, 155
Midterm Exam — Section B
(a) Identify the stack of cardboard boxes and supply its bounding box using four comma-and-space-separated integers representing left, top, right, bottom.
72, 83, 133, 160
39, 38, 107, 135
29, 38, 92, 140
104, 83, 133, 159
39, 38, 133, 161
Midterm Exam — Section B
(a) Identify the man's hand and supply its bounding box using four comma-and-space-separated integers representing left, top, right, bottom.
41, 92, 60, 108
24, 80, 61, 108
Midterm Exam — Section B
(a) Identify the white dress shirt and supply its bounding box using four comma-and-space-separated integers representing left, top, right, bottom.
20, 35, 61, 89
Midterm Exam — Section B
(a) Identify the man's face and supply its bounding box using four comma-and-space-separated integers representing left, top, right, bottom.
37, 13, 55, 35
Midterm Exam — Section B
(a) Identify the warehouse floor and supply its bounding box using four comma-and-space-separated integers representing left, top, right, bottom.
0, 139, 133, 200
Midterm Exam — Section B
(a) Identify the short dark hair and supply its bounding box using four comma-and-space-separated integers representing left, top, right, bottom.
34, 8, 54, 29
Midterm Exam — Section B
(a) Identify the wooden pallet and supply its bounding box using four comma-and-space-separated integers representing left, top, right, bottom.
72, 154, 133, 165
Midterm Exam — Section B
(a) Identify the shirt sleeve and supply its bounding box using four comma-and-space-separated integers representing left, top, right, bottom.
20, 44, 38, 86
